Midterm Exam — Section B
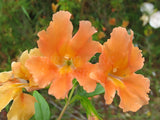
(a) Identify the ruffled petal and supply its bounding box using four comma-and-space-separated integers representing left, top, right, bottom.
98, 48, 112, 73
117, 73, 150, 112
104, 80, 116, 104
25, 56, 58, 88
29, 48, 41, 56
104, 27, 133, 76
48, 73, 73, 99
7, 93, 36, 120
0, 82, 22, 111
12, 48, 41, 86
74, 63, 97, 92
38, 11, 73, 60
19, 50, 29, 65
106, 27, 133, 54
19, 48, 41, 65
69, 21, 102, 66
90, 68, 116, 104
12, 62, 30, 80
128, 45, 144, 72
0, 71, 12, 82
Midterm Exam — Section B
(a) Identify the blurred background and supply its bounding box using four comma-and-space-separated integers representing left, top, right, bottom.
0, 0, 160, 119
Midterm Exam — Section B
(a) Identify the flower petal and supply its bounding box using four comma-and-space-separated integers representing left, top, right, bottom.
25, 56, 57, 88
48, 73, 73, 99
128, 45, 144, 72
69, 21, 102, 66
12, 62, 30, 80
19, 50, 29, 65
12, 48, 42, 87
149, 11, 160, 29
0, 71, 12, 82
103, 27, 144, 75
90, 69, 116, 104
117, 73, 150, 112
29, 48, 41, 56
74, 63, 97, 92
104, 27, 133, 71
104, 80, 116, 104
140, 2, 154, 15
19, 48, 41, 65
0, 82, 22, 111
98, 48, 112, 73
90, 69, 107, 86
7, 93, 36, 120
38, 11, 73, 60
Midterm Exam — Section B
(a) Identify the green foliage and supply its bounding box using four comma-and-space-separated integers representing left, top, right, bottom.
33, 91, 50, 120
69, 83, 104, 119
71, 94, 102, 120
0, 0, 53, 71
77, 83, 105, 98
59, 0, 81, 13
79, 96, 102, 120
89, 53, 101, 64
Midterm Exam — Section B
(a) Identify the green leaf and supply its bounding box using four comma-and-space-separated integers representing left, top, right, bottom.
78, 83, 105, 97
21, 6, 31, 21
89, 53, 101, 64
77, 95, 102, 120
33, 91, 50, 120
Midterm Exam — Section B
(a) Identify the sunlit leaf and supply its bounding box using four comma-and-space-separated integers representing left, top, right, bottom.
33, 91, 50, 120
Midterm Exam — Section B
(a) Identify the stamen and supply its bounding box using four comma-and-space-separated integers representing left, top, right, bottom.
66, 59, 72, 66
108, 73, 124, 88
108, 73, 123, 80
113, 68, 117, 73
64, 55, 70, 60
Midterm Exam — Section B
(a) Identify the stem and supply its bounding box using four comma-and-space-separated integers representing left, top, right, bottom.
57, 81, 77, 120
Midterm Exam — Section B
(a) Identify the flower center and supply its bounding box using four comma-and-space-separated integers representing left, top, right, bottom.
59, 55, 74, 74
108, 68, 125, 88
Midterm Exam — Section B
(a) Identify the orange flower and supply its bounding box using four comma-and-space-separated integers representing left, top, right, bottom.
12, 48, 41, 90
102, 26, 107, 32
0, 75, 36, 120
0, 48, 40, 120
90, 27, 150, 112
111, 8, 116, 12
51, 3, 59, 13
122, 20, 129, 28
109, 18, 116, 26
26, 11, 102, 99
98, 31, 106, 40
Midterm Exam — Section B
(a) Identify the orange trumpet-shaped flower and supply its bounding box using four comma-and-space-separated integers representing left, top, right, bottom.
0, 48, 41, 120
26, 11, 102, 99
90, 27, 150, 112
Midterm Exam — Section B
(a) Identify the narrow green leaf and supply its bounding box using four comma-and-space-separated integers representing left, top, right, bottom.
79, 96, 102, 120
85, 84, 105, 97
33, 91, 50, 120
70, 95, 81, 104
78, 83, 105, 97
21, 6, 31, 21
